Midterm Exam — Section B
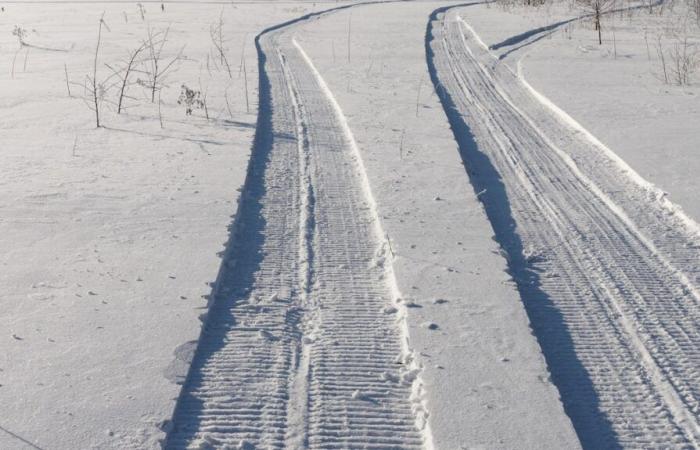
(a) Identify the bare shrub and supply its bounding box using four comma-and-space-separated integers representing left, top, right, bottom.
106, 42, 148, 113
12, 25, 27, 46
577, 0, 616, 45
668, 29, 699, 84
140, 26, 184, 103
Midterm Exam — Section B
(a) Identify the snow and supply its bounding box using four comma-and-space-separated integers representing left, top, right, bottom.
432, 3, 700, 447
0, 3, 320, 448
461, 1, 700, 221
1, 0, 698, 448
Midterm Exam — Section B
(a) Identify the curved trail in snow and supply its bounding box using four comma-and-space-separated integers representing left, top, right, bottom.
165, 3, 428, 449
427, 6, 700, 449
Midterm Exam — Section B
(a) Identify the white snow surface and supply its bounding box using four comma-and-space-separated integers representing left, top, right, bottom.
2, 0, 699, 448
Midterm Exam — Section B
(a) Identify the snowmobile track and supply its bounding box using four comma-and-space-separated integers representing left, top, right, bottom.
166, 5, 425, 449
428, 7, 700, 449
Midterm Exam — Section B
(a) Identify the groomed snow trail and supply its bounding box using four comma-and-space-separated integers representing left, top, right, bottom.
166, 8, 425, 450
429, 8, 700, 449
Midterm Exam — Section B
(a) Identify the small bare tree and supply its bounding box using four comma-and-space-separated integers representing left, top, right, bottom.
577, 0, 615, 44
140, 26, 184, 103
668, 28, 699, 85
11, 25, 29, 78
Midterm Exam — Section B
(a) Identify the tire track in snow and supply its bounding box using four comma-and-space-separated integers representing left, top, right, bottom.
165, 4, 427, 449
428, 7, 700, 449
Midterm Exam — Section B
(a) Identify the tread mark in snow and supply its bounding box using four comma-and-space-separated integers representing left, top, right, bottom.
427, 7, 700, 449
165, 7, 426, 450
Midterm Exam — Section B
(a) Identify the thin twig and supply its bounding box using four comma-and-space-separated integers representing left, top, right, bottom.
158, 90, 164, 128
64, 63, 72, 97
242, 55, 249, 113
224, 88, 234, 118
22, 47, 30, 72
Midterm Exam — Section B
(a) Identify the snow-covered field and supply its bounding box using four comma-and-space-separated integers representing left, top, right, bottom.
1, 0, 698, 449
0, 3, 311, 448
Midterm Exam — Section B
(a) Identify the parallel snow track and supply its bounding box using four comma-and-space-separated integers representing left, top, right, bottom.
166, 5, 425, 449
428, 8, 700, 449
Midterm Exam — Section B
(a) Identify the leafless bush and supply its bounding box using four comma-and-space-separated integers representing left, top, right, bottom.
139, 26, 184, 103
12, 25, 27, 46
10, 25, 29, 78
668, 30, 699, 84
210, 11, 232, 78
654, 25, 699, 85
106, 42, 148, 113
